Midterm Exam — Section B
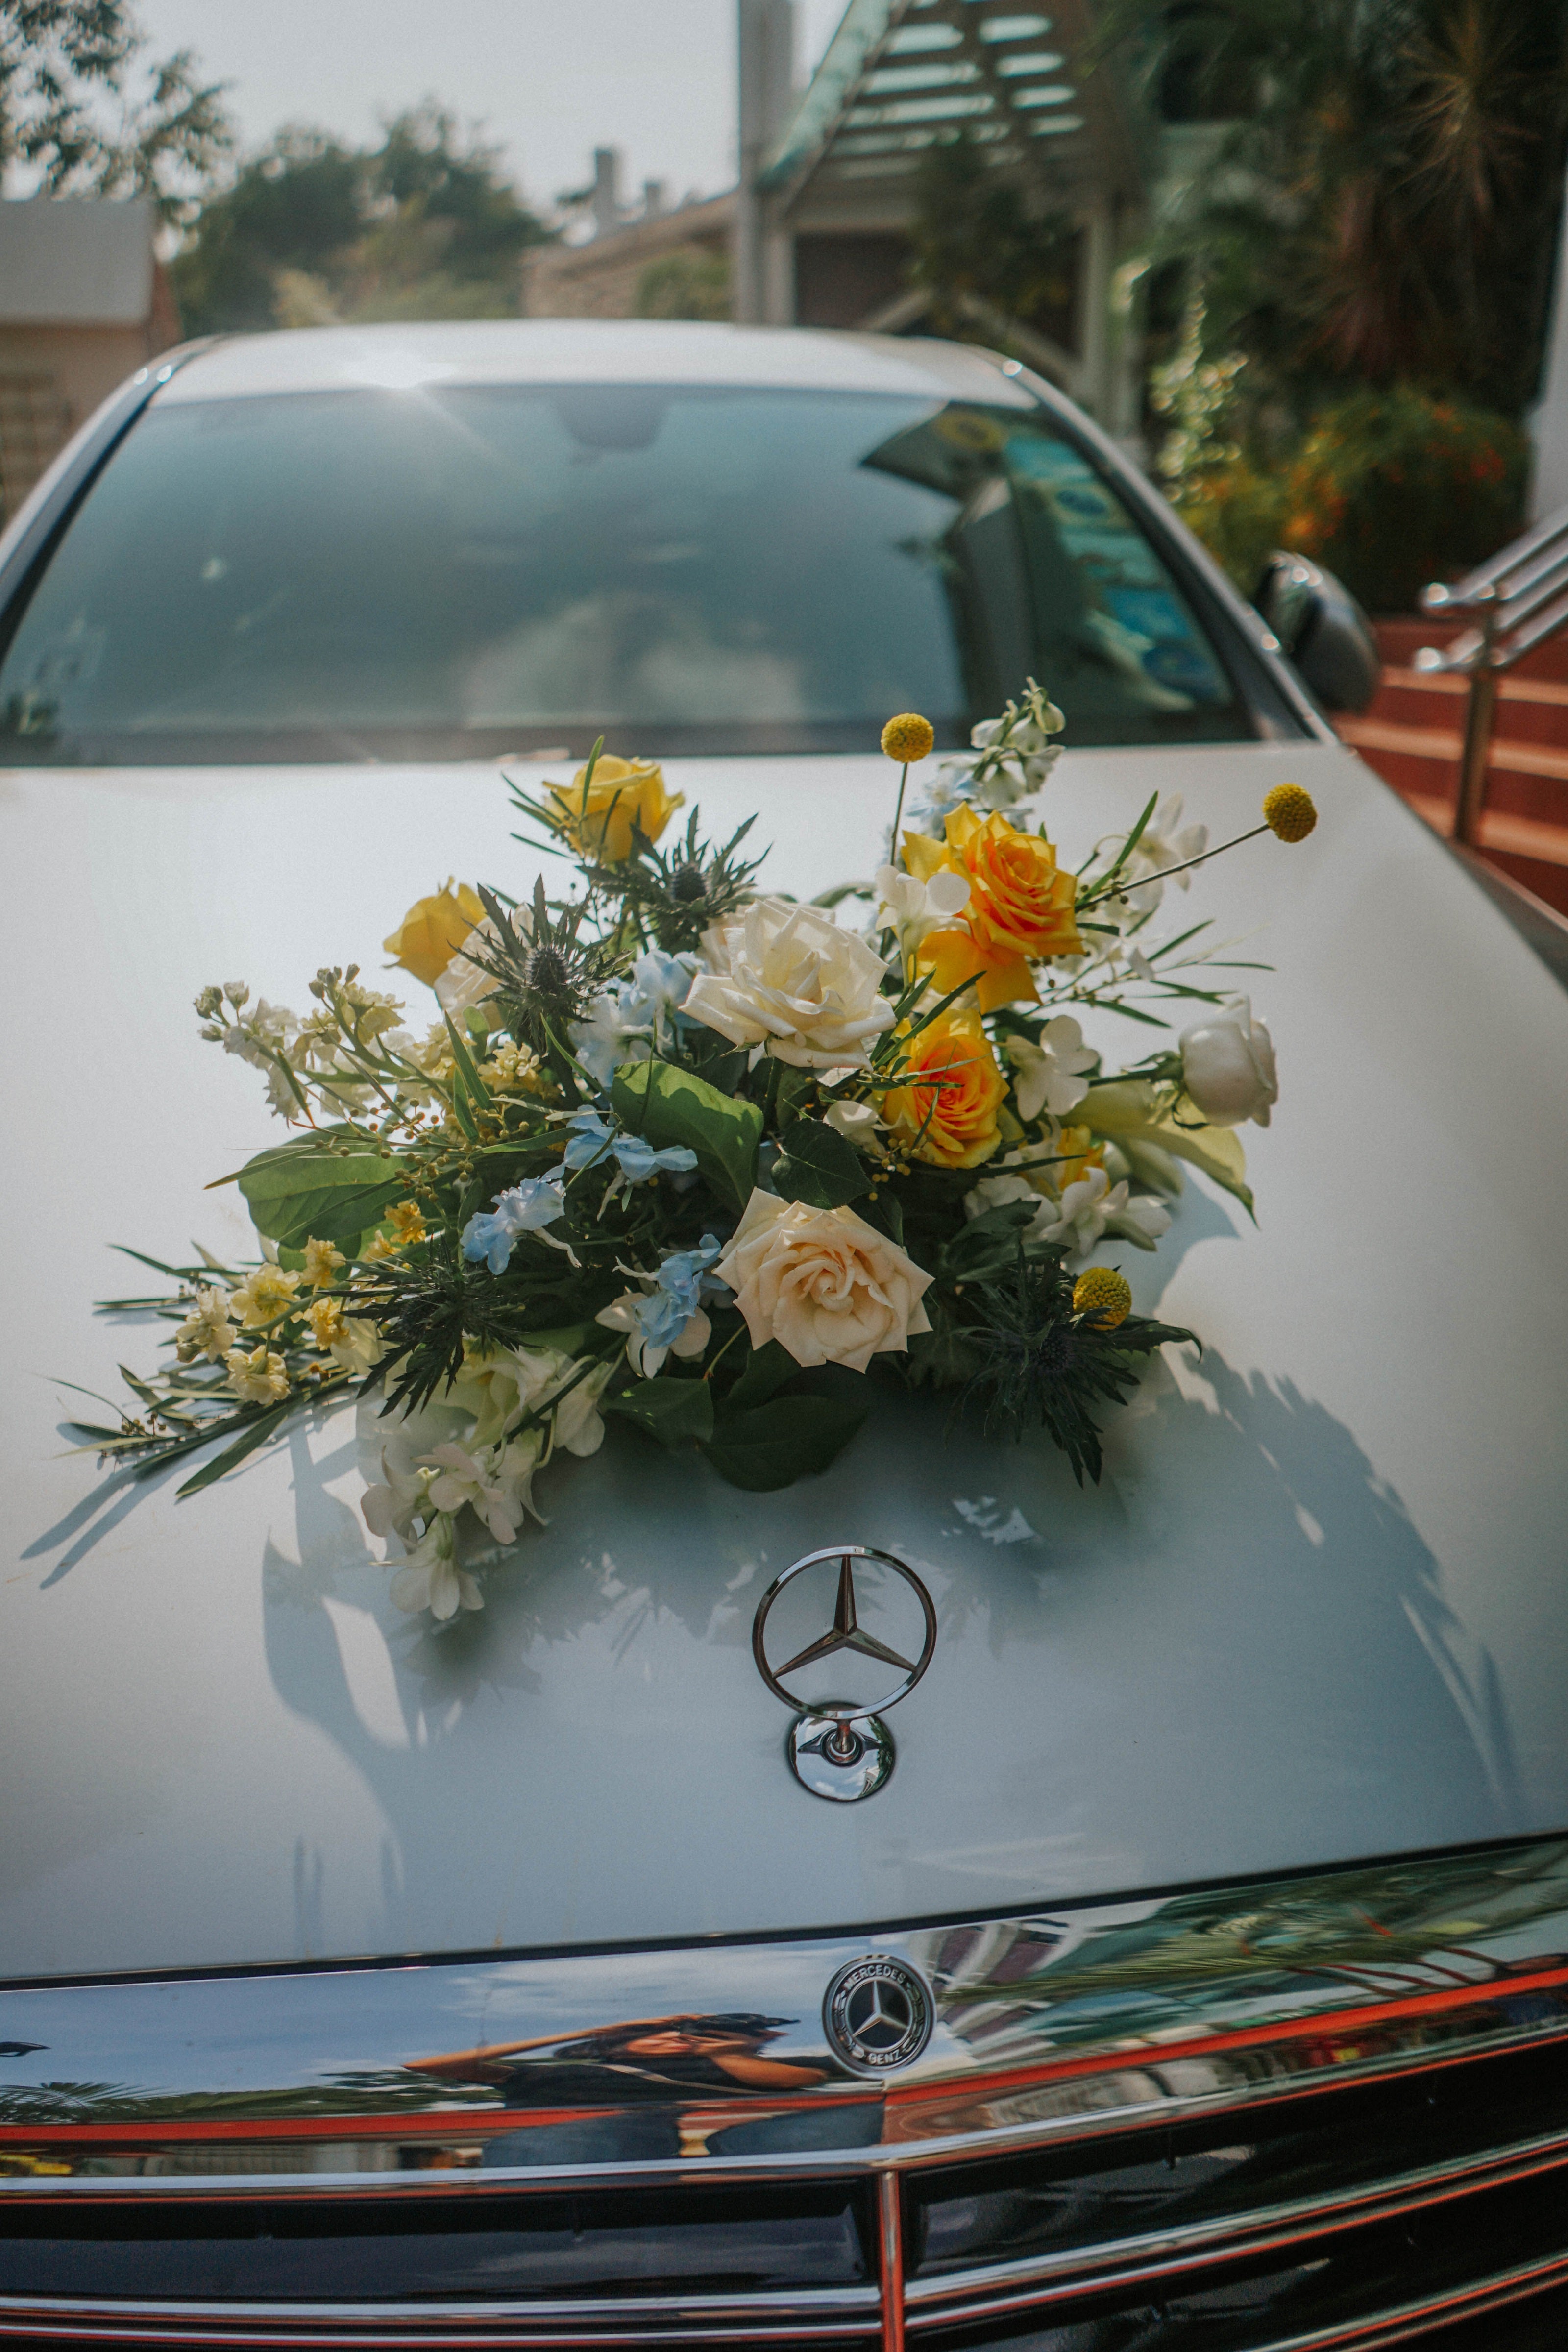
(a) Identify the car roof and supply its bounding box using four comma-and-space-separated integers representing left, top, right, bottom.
153, 318, 1042, 407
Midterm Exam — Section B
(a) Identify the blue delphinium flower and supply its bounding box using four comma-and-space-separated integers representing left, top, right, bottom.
568, 951, 700, 1089
633, 1235, 727, 1350
461, 1172, 566, 1275
563, 1110, 697, 1182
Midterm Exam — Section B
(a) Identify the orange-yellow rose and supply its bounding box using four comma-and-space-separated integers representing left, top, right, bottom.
545, 755, 684, 863
383, 881, 485, 987
903, 807, 1082, 1010
882, 1009, 1005, 1169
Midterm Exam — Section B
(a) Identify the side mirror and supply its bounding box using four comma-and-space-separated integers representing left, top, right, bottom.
1253, 553, 1380, 713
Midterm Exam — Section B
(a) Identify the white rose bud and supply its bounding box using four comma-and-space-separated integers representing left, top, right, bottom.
1178, 998, 1278, 1128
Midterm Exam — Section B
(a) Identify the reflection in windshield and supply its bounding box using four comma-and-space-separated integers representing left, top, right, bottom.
0, 385, 1250, 765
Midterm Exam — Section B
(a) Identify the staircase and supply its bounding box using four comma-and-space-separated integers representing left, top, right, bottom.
1337, 618, 1568, 917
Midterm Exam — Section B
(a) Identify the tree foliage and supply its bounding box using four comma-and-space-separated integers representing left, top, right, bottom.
1098, 0, 1568, 419
907, 128, 1079, 345
0, 0, 230, 220
171, 100, 553, 336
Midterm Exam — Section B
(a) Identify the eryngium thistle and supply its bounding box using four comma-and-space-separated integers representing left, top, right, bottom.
958, 1246, 1193, 1484
464, 878, 627, 1059
589, 809, 765, 953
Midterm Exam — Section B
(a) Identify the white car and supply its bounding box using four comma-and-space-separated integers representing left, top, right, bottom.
1, 321, 1566, 2347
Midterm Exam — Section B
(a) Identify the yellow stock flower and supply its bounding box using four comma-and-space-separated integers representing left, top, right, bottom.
301, 1237, 345, 1287
545, 755, 684, 863
227, 1265, 302, 1331
882, 1009, 1005, 1170
903, 806, 1081, 1011
383, 881, 485, 988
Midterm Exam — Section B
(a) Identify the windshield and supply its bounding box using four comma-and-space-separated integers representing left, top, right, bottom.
0, 383, 1262, 765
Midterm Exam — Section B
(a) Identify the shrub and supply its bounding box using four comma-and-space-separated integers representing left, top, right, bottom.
1277, 388, 1527, 612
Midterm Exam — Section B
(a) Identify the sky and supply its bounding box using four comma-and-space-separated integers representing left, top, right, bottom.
133, 0, 846, 217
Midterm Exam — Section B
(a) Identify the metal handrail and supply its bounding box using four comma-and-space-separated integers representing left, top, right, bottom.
1416, 501, 1568, 845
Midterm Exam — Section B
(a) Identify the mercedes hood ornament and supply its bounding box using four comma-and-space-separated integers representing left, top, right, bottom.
751, 1545, 936, 1800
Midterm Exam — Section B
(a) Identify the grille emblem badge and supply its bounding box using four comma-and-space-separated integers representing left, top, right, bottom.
823, 1955, 933, 2075
752, 1546, 936, 1801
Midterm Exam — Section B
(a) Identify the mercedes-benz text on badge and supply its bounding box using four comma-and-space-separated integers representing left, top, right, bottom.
823, 1955, 934, 2075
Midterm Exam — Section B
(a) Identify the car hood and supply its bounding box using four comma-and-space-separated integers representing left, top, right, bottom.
3, 740, 1566, 1981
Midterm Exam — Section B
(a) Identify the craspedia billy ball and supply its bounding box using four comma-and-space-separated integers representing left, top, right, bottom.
1262, 782, 1317, 842
1072, 1266, 1132, 1330
881, 712, 935, 764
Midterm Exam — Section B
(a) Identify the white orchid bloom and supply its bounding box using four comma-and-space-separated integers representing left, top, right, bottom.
873, 863, 971, 956
1007, 1017, 1097, 1122
1038, 1167, 1121, 1257
424, 1443, 527, 1545
1179, 997, 1278, 1128
361, 1451, 440, 1543
389, 1512, 483, 1620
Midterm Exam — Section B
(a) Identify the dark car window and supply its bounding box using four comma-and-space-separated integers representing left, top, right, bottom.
0, 383, 1271, 765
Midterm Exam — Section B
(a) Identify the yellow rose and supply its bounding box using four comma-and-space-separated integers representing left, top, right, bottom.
545, 755, 684, 863
903, 807, 1082, 1010
383, 880, 486, 988
882, 1008, 1005, 1170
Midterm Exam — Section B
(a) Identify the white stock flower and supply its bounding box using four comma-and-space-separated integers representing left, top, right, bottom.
716, 1189, 932, 1373
1007, 1017, 1097, 1122
682, 898, 896, 1070
1179, 998, 1278, 1128
390, 1512, 483, 1620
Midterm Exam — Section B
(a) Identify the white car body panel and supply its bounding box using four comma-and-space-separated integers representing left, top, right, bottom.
3, 725, 1566, 1981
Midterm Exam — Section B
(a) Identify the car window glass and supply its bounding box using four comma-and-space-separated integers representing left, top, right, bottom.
0, 385, 1255, 765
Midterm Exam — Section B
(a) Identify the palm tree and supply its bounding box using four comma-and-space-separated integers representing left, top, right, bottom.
1095, 0, 1568, 418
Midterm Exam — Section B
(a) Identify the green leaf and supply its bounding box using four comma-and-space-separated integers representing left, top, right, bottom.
605, 1375, 715, 1449
442, 1013, 493, 1108
236, 1136, 403, 1249
701, 1392, 869, 1492
724, 1338, 796, 1410
612, 1057, 761, 1212
938, 1199, 1038, 1284
774, 1065, 818, 1129
772, 1118, 871, 1211
175, 1398, 300, 1496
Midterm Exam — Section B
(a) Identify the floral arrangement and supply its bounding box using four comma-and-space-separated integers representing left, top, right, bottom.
74, 684, 1316, 1623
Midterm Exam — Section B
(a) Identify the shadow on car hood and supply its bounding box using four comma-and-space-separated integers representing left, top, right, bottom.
3, 740, 1566, 1979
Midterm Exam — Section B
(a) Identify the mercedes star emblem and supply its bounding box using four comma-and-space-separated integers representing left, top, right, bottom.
752, 1545, 937, 1801
822, 1955, 934, 2075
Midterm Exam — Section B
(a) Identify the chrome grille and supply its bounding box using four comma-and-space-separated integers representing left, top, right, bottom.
3, 1836, 1568, 2348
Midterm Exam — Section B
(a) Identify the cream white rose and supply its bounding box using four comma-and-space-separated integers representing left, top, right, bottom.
716, 1189, 933, 1373
682, 898, 896, 1070
1179, 997, 1278, 1128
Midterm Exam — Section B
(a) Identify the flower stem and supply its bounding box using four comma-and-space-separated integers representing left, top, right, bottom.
1078, 822, 1270, 909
